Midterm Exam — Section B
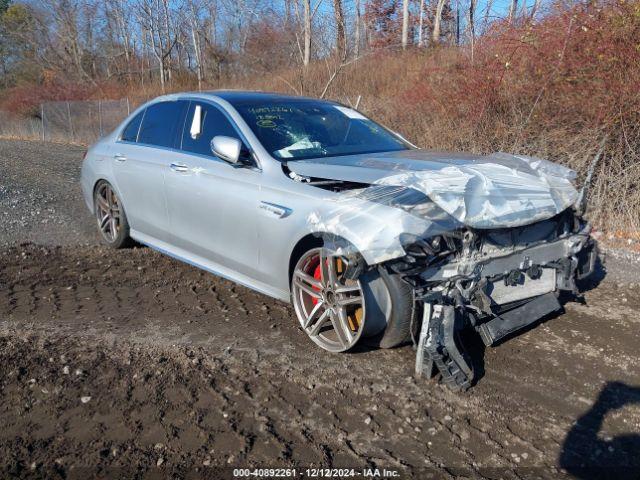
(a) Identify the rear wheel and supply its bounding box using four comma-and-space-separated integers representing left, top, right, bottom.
291, 246, 416, 352
94, 181, 132, 249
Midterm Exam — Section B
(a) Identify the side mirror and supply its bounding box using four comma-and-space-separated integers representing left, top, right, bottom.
211, 136, 242, 164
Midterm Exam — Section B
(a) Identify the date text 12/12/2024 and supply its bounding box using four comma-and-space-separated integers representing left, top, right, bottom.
233, 468, 401, 478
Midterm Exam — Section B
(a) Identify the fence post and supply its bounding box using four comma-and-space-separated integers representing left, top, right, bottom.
66, 101, 74, 142
98, 100, 103, 138
41, 104, 45, 141
126, 97, 130, 115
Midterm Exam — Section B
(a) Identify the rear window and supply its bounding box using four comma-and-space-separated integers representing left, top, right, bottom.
121, 110, 144, 142
137, 101, 188, 148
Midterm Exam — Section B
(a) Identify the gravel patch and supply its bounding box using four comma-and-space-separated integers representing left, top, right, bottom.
0, 139, 97, 246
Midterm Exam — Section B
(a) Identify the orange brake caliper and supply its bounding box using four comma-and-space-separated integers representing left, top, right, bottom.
312, 258, 362, 331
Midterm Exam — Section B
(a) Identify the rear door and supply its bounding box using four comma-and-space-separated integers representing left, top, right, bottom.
164, 100, 263, 280
112, 100, 188, 242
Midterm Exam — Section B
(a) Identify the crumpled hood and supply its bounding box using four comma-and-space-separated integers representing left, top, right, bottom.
288, 150, 579, 228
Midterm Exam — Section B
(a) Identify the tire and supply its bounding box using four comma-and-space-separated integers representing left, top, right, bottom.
93, 180, 132, 249
290, 242, 417, 352
360, 266, 417, 349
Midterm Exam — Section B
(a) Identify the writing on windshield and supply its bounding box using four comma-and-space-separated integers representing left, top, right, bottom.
234, 101, 409, 161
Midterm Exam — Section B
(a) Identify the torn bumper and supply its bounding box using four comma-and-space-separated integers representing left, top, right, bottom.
418, 227, 596, 293
413, 226, 598, 391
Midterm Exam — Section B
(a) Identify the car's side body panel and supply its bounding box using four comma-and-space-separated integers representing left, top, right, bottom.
256, 177, 335, 293
80, 134, 118, 211
111, 142, 174, 242
164, 148, 263, 281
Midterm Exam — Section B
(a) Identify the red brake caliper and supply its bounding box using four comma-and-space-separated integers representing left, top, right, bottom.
311, 259, 322, 305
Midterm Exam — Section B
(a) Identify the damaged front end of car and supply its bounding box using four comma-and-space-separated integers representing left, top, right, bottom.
398, 211, 597, 390
288, 151, 599, 390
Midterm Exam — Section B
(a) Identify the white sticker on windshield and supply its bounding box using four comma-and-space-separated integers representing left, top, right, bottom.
334, 106, 367, 120
275, 138, 321, 158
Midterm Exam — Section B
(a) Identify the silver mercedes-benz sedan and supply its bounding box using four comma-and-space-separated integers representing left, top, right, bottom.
81, 91, 597, 389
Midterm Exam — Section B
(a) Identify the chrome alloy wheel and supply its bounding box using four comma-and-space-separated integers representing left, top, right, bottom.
95, 183, 121, 243
291, 247, 366, 352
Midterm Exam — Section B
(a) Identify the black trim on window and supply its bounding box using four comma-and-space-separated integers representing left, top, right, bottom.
120, 108, 146, 143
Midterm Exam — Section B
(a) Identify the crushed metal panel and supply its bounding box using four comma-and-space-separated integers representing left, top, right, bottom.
415, 304, 474, 391
306, 185, 462, 265
300, 149, 580, 264
375, 155, 578, 229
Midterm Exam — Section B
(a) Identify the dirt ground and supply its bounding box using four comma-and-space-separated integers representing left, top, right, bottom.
1, 139, 639, 479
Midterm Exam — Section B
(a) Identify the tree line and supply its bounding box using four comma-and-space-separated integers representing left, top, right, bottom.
0, 0, 538, 93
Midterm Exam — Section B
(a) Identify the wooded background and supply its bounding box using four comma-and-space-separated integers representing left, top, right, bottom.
0, 0, 515, 92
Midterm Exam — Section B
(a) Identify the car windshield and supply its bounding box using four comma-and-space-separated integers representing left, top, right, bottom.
232, 99, 411, 161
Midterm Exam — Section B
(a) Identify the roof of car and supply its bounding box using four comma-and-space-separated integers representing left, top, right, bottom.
196, 90, 331, 105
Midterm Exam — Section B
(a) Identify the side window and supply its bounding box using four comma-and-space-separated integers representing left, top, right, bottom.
181, 103, 241, 157
137, 101, 188, 148
121, 109, 145, 142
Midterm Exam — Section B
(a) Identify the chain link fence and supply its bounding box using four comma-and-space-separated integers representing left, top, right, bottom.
0, 99, 131, 145
41, 99, 131, 144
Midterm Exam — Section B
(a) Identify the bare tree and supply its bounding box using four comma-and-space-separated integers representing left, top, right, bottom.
401, 0, 409, 49
3, 0, 525, 99
333, 0, 346, 59
103, 0, 135, 81
417, 0, 425, 47
294, 0, 322, 67
160, 0, 174, 83
432, 0, 447, 44
354, 0, 361, 56
137, 0, 179, 91
186, 0, 205, 90
519, 0, 528, 17
303, 0, 312, 65
468, 0, 476, 59
508, 0, 518, 22
530, 0, 541, 18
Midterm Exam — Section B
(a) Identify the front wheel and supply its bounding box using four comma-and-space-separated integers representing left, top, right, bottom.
291, 247, 416, 352
291, 247, 366, 352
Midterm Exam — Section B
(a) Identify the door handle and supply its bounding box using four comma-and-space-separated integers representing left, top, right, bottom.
170, 162, 189, 173
113, 153, 127, 162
